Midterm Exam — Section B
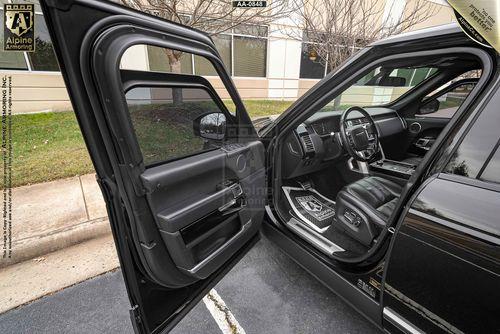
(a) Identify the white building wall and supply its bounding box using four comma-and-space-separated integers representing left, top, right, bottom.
120, 45, 149, 71
267, 26, 302, 100
382, 0, 406, 28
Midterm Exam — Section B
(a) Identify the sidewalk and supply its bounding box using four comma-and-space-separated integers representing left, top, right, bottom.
0, 234, 119, 313
1, 174, 110, 268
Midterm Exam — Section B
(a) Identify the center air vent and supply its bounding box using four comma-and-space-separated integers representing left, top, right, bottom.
409, 122, 421, 134
300, 134, 315, 153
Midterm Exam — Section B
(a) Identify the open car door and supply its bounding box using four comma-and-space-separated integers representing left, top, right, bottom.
41, 0, 266, 332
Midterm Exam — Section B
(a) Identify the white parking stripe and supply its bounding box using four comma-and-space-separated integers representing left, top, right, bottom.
203, 289, 246, 334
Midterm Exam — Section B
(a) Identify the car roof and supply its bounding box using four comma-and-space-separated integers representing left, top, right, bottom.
370, 23, 463, 46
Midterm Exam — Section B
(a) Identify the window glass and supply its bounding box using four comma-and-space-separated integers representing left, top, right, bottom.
0, 8, 28, 70
233, 36, 266, 77
233, 24, 268, 37
392, 68, 413, 84
480, 144, 500, 183
420, 82, 476, 119
299, 43, 325, 79
125, 86, 224, 165
410, 68, 437, 86
0, 40, 28, 70
16, 0, 42, 12
147, 46, 193, 74
194, 35, 231, 75
444, 87, 500, 178
127, 46, 234, 112
27, 14, 59, 71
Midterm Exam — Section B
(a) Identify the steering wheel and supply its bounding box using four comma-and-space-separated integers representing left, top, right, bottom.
339, 106, 380, 162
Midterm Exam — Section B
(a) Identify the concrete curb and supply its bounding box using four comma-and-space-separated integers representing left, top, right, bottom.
1, 174, 110, 269
0, 217, 111, 269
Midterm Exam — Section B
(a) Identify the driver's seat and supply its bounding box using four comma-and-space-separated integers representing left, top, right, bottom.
335, 177, 402, 246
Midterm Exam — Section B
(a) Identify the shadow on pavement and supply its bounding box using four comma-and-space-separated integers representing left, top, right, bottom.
0, 238, 380, 334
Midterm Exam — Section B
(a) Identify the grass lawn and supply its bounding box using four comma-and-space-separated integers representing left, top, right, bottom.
225, 99, 293, 118
3, 100, 292, 188
6, 112, 94, 188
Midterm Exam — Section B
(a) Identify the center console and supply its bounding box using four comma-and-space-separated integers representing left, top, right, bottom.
369, 159, 416, 180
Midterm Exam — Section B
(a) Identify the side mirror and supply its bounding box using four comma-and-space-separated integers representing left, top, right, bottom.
419, 98, 440, 114
193, 112, 226, 141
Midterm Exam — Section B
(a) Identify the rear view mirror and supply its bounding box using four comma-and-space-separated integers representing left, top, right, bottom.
193, 112, 226, 140
378, 76, 406, 87
365, 75, 406, 87
419, 98, 440, 114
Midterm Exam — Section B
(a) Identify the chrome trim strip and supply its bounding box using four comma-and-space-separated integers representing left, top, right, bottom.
286, 218, 345, 254
383, 307, 424, 334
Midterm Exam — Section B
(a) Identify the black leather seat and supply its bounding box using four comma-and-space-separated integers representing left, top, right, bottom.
335, 177, 402, 246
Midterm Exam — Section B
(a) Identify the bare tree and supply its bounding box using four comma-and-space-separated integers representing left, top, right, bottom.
290, 0, 439, 72
120, 0, 298, 72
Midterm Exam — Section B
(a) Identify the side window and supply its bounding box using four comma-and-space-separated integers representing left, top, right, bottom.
419, 82, 476, 119
478, 143, 500, 183
121, 46, 233, 166
444, 84, 500, 180
125, 86, 226, 165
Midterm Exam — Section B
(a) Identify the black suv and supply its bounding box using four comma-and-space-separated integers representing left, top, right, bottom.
41, 1, 499, 333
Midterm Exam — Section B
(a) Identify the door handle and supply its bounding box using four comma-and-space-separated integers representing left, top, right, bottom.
218, 183, 246, 215
219, 199, 246, 216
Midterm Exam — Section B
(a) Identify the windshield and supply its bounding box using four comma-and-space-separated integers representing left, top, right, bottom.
318, 66, 437, 113
251, 65, 438, 132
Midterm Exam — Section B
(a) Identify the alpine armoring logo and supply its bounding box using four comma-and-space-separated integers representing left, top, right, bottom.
3, 3, 35, 52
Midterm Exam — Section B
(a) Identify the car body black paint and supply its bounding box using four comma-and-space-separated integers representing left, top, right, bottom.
40, 1, 499, 332
383, 176, 500, 333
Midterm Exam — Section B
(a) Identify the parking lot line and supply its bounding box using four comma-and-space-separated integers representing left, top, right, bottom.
203, 289, 246, 334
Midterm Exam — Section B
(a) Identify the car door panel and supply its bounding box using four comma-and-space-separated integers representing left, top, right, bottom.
41, 1, 265, 332
402, 117, 448, 156
142, 141, 266, 279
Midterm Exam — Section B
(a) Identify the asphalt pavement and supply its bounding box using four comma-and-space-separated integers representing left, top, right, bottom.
0, 237, 381, 334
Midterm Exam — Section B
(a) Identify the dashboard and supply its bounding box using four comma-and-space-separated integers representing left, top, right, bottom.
282, 107, 407, 179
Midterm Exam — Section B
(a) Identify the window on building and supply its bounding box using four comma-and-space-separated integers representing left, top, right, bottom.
0, 2, 59, 72
231, 25, 267, 77
0, 4, 28, 70
233, 36, 266, 77
194, 35, 231, 76
0, 29, 28, 69
299, 43, 326, 79
300, 31, 361, 79
15, 0, 42, 12
146, 24, 267, 78
26, 14, 59, 71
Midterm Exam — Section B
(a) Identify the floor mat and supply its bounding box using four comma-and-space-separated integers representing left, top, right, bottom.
282, 186, 336, 233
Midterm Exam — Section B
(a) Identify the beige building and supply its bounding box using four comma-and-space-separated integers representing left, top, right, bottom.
0, 0, 455, 114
